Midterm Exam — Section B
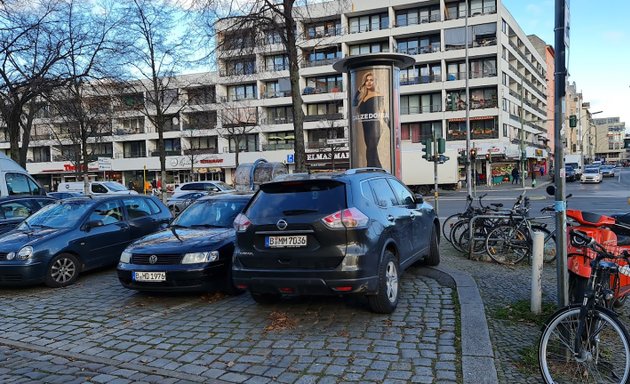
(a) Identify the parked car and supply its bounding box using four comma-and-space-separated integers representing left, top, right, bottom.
171, 181, 235, 198
58, 181, 137, 195
564, 166, 576, 182
117, 192, 252, 293
0, 153, 46, 197
601, 165, 616, 177
581, 166, 603, 183
166, 192, 208, 215
232, 168, 440, 314
48, 192, 83, 199
0, 196, 57, 235
0, 195, 171, 287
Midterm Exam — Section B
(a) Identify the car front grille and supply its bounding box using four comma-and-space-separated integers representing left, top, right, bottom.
0, 253, 7, 261
131, 254, 183, 265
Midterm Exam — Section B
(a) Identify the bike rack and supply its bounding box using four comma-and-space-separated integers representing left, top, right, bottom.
468, 214, 514, 259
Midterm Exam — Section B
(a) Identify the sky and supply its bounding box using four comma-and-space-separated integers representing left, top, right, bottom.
502, 0, 630, 132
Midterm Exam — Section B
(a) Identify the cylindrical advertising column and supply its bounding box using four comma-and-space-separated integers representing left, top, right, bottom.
334, 54, 414, 178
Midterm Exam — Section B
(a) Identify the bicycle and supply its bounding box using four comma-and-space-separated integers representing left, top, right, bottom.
538, 230, 630, 383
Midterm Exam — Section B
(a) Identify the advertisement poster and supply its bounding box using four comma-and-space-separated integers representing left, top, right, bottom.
350, 66, 394, 173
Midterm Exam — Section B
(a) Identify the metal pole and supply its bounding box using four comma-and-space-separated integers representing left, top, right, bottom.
520, 75, 526, 188
464, 0, 472, 197
554, 0, 568, 307
531, 231, 544, 314
433, 130, 439, 214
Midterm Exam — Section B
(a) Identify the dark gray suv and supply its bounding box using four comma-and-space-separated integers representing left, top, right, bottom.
232, 168, 440, 313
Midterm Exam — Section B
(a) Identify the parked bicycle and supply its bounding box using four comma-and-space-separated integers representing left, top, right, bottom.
538, 230, 630, 383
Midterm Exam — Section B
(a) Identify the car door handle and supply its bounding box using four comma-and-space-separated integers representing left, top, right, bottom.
387, 215, 395, 222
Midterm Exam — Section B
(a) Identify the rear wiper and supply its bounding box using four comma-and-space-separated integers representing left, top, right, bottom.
282, 209, 318, 216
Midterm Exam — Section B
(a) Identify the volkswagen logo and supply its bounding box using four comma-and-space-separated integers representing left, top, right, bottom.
276, 219, 288, 230
149, 255, 158, 264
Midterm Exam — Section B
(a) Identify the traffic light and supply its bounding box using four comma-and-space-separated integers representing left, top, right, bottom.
470, 148, 477, 159
446, 93, 456, 111
422, 139, 433, 160
437, 138, 446, 154
569, 115, 577, 128
485, 153, 491, 161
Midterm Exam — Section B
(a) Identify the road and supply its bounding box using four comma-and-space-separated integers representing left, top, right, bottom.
432, 167, 630, 221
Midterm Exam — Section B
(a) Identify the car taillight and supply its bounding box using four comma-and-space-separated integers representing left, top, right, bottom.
322, 207, 369, 229
233, 213, 251, 232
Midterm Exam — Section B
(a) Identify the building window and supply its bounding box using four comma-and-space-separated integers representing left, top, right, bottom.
265, 30, 283, 45
396, 34, 440, 54
348, 13, 389, 34
401, 121, 442, 142
400, 93, 441, 114
304, 75, 343, 94
447, 118, 498, 140
395, 5, 440, 26
89, 143, 113, 159
304, 47, 341, 66
164, 139, 181, 155
470, 87, 498, 109
227, 84, 257, 101
123, 141, 146, 158
503, 123, 508, 137
349, 41, 389, 55
502, 19, 508, 34
187, 86, 215, 105
266, 106, 293, 124
265, 54, 289, 71
224, 59, 256, 76
32, 147, 50, 162
446, 61, 466, 80
183, 111, 217, 130
222, 29, 255, 50
305, 101, 343, 121
229, 134, 258, 153
470, 57, 497, 78
445, 23, 497, 50
189, 137, 217, 151
305, 20, 342, 38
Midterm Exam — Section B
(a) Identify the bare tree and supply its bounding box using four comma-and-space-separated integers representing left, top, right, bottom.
122, 0, 196, 201
315, 118, 348, 171
194, 0, 348, 173
217, 103, 258, 171
0, 0, 124, 167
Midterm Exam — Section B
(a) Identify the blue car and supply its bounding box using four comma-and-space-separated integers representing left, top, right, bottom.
0, 195, 171, 287
117, 193, 252, 293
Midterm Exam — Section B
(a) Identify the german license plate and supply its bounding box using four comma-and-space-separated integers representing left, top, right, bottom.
266, 235, 307, 248
133, 271, 166, 282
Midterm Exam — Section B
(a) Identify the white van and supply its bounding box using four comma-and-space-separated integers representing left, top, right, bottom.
57, 181, 138, 195
0, 153, 46, 197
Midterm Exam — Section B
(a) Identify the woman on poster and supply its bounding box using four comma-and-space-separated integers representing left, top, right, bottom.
353, 72, 389, 168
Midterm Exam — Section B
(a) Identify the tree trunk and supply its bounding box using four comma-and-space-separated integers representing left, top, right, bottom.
7, 117, 21, 165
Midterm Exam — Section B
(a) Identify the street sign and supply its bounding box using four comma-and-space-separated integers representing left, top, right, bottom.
97, 157, 112, 171
286, 154, 294, 164
326, 138, 348, 145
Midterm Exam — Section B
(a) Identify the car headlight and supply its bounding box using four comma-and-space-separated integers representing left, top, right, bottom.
120, 250, 132, 263
182, 251, 219, 264
16, 246, 33, 260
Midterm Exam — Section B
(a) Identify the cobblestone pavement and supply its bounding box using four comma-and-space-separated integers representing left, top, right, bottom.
0, 265, 458, 383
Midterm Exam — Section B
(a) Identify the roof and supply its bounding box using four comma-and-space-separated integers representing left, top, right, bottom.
199, 192, 253, 202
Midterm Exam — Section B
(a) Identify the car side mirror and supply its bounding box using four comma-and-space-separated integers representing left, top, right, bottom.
414, 193, 424, 204
82, 220, 104, 231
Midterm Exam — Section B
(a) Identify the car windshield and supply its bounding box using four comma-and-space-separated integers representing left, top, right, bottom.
103, 182, 127, 192
175, 192, 203, 200
19, 200, 91, 229
214, 181, 234, 191
172, 199, 246, 228
584, 167, 599, 174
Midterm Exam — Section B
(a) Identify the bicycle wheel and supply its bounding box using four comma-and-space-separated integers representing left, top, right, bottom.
531, 225, 557, 263
442, 213, 462, 244
450, 220, 470, 253
485, 225, 530, 265
538, 306, 630, 384
457, 226, 488, 256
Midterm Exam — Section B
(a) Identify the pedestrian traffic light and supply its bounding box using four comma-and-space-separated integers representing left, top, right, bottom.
422, 139, 433, 160
437, 138, 446, 154
446, 93, 455, 111
569, 115, 577, 128
470, 148, 477, 159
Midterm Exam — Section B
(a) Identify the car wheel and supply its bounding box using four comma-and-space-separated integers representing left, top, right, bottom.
423, 227, 440, 266
45, 253, 80, 288
368, 250, 399, 314
250, 291, 281, 305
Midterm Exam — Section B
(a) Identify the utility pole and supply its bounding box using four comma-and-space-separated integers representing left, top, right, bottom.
554, 0, 569, 307
433, 130, 439, 214
464, 0, 472, 197
519, 75, 526, 188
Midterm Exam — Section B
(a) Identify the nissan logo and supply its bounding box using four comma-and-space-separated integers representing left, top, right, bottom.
149, 255, 158, 264
276, 219, 288, 230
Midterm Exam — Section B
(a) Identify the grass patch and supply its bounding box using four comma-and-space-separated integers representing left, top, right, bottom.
492, 300, 556, 326
515, 345, 539, 374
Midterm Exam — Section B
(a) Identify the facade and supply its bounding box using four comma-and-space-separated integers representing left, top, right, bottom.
4, 0, 549, 190
528, 34, 554, 157
592, 117, 627, 163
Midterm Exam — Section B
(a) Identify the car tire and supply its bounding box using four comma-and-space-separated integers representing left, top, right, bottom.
251, 291, 281, 305
45, 253, 80, 288
423, 228, 440, 266
368, 250, 399, 314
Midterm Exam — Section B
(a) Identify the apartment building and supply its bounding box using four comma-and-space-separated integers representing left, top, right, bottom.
9, 0, 549, 190
592, 117, 627, 163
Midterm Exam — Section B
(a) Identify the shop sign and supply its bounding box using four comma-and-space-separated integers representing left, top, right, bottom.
98, 157, 112, 171
306, 151, 349, 161
199, 158, 224, 164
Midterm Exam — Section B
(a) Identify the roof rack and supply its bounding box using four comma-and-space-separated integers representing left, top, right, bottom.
344, 167, 388, 175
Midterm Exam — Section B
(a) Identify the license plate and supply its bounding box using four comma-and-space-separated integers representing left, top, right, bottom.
266, 235, 307, 248
133, 271, 166, 282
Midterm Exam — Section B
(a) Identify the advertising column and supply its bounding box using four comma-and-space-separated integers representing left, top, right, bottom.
334, 54, 414, 178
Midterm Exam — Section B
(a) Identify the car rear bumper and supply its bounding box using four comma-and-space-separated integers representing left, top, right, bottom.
117, 263, 227, 292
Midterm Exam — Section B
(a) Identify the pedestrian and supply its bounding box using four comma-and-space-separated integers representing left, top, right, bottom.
539, 165, 545, 177
531, 167, 537, 187
128, 180, 134, 190
511, 167, 519, 184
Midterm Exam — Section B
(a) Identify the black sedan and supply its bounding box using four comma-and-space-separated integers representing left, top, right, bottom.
117, 193, 252, 293
0, 195, 171, 287
0, 195, 57, 235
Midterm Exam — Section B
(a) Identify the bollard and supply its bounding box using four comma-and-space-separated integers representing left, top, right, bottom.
531, 231, 544, 314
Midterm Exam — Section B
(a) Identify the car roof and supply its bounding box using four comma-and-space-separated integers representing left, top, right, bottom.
64, 195, 152, 204
267, 168, 390, 185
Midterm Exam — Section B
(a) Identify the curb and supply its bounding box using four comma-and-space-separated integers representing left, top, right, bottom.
417, 266, 498, 384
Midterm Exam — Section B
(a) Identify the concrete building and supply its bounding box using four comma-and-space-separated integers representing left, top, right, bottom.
528, 34, 554, 157
592, 117, 627, 163
3, 0, 549, 190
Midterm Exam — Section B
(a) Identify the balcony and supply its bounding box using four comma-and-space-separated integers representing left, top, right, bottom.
396, 45, 440, 55
263, 117, 294, 125
446, 72, 466, 81
262, 142, 294, 151
400, 74, 441, 86
302, 86, 343, 95
348, 23, 388, 34
151, 150, 181, 157
262, 90, 292, 99
305, 26, 344, 39
183, 148, 218, 155
395, 14, 441, 27
402, 105, 442, 114
115, 128, 144, 135
303, 57, 339, 68
304, 113, 343, 122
